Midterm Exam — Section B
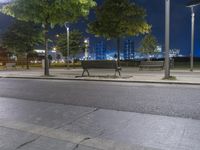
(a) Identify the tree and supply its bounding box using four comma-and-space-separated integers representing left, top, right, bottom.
56, 30, 84, 67
1, 0, 96, 76
2, 21, 43, 69
139, 34, 158, 61
89, 0, 151, 65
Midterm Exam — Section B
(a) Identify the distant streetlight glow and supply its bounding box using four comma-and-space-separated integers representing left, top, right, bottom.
84, 38, 89, 60
53, 47, 57, 51
186, 0, 200, 72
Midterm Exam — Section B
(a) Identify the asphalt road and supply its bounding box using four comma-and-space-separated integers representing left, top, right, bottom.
0, 78, 200, 120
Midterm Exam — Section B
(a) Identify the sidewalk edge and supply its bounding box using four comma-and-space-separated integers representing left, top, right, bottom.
1, 76, 200, 85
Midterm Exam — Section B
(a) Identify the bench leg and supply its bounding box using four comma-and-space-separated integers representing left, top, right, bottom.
118, 70, 121, 77
86, 70, 90, 76
115, 70, 121, 77
82, 69, 90, 77
82, 70, 85, 77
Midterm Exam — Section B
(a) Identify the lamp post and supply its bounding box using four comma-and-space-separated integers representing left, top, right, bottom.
164, 0, 170, 79
190, 7, 195, 72
187, 0, 200, 72
84, 38, 89, 60
64, 22, 70, 69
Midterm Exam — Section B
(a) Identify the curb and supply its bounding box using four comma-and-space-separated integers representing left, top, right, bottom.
1, 75, 200, 86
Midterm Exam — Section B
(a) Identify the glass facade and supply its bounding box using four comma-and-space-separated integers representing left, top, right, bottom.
95, 42, 106, 60
123, 39, 134, 60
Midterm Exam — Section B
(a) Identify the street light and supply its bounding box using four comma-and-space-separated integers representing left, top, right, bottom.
164, 0, 170, 79
53, 47, 57, 51
64, 22, 70, 69
186, 0, 200, 72
84, 38, 89, 60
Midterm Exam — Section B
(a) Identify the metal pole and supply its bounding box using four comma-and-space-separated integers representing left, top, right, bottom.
44, 24, 49, 76
84, 39, 89, 60
67, 27, 70, 69
191, 7, 195, 72
65, 22, 70, 69
164, 0, 170, 79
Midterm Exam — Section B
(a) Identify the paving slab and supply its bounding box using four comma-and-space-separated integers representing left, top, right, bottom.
61, 109, 200, 150
62, 109, 134, 137
0, 126, 39, 150
0, 97, 200, 150
0, 118, 161, 150
0, 97, 96, 128
17, 136, 101, 150
0, 126, 101, 150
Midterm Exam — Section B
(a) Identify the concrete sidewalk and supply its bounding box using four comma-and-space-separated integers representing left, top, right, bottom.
0, 67, 200, 84
0, 97, 200, 150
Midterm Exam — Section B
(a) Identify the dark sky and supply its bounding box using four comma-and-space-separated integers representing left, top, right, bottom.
137, 0, 200, 57
0, 0, 200, 56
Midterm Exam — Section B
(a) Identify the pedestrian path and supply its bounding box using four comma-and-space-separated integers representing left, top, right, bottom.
0, 68, 200, 85
0, 97, 200, 150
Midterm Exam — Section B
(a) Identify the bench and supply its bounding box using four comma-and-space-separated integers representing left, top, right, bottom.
139, 61, 164, 70
5, 63, 16, 69
81, 60, 121, 77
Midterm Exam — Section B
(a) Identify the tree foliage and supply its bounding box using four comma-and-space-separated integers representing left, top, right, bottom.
88, 0, 151, 64
56, 30, 84, 58
2, 0, 96, 26
2, 21, 43, 69
89, 0, 151, 39
1, 0, 96, 75
2, 21, 42, 55
139, 34, 158, 56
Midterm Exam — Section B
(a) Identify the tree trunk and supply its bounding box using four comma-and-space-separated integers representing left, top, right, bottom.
117, 37, 120, 66
44, 24, 49, 76
72, 57, 75, 69
26, 53, 29, 70
147, 54, 151, 61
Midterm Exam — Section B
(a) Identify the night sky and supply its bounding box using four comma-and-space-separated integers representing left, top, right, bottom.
0, 0, 200, 56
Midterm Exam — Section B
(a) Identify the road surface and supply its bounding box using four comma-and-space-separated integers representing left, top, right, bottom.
0, 78, 200, 120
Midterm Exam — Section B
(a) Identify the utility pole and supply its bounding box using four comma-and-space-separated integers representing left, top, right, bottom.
186, 0, 200, 71
190, 7, 195, 72
164, 0, 170, 79
64, 22, 70, 69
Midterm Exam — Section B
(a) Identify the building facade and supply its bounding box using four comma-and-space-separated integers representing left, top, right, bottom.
95, 42, 106, 60
123, 39, 134, 60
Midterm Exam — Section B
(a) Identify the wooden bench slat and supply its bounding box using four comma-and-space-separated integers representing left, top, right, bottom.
139, 61, 164, 70
5, 63, 16, 69
81, 60, 121, 76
